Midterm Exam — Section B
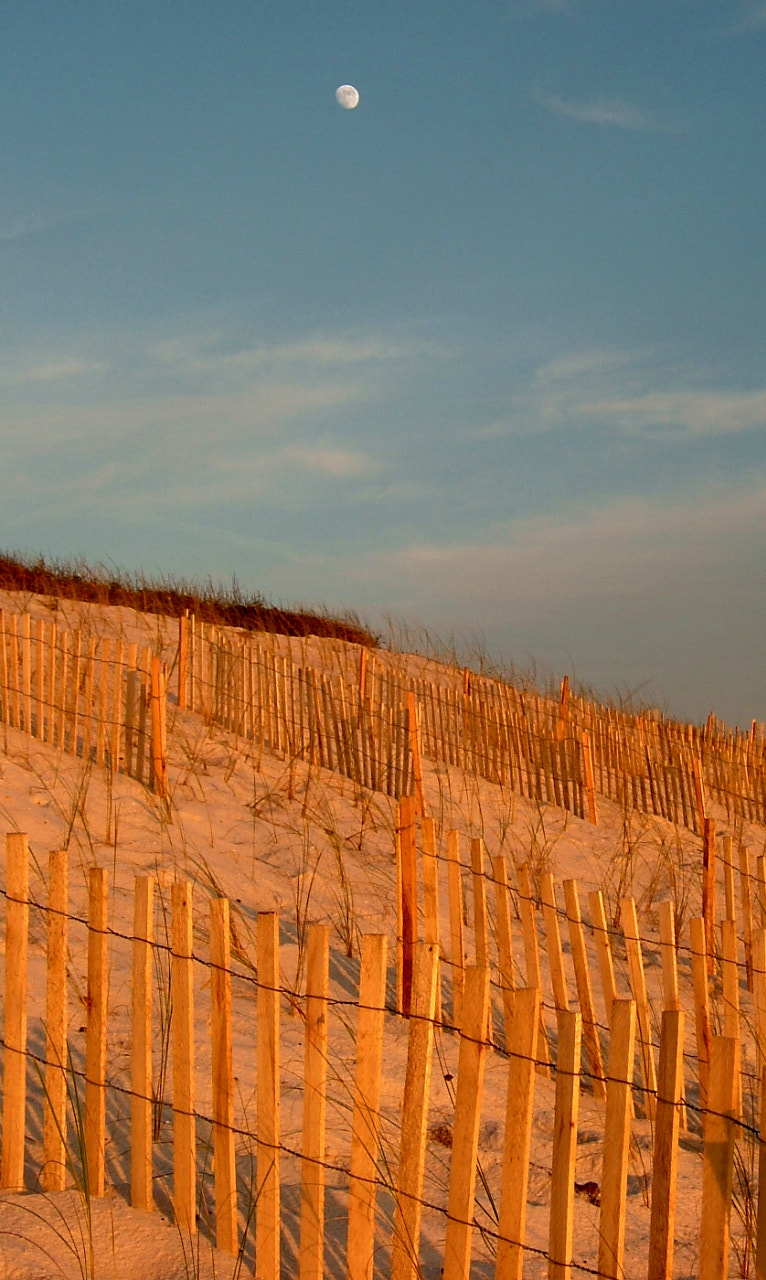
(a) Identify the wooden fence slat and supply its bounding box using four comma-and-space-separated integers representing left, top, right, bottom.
721, 916, 742, 1119
172, 880, 196, 1234
690, 916, 712, 1109
85, 866, 108, 1199
741, 844, 755, 992
391, 941, 439, 1280
517, 863, 551, 1075
421, 816, 441, 1021
588, 888, 618, 1028
256, 911, 281, 1280
541, 873, 570, 1014
300, 923, 330, 1280
496, 987, 540, 1280
470, 837, 489, 969
446, 830, 465, 1029
1, 832, 29, 1191
492, 855, 516, 1050
131, 875, 154, 1212
702, 818, 717, 974
210, 897, 237, 1255
347, 934, 388, 1280
549, 1009, 581, 1280
443, 966, 490, 1280
756, 1066, 766, 1280
620, 896, 657, 1120
43, 849, 69, 1192
598, 998, 635, 1280
562, 879, 605, 1100
699, 1037, 738, 1280
397, 795, 418, 1017
647, 1008, 685, 1280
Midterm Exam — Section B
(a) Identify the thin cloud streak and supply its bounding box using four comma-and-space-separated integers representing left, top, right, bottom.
533, 87, 678, 133
477, 346, 766, 439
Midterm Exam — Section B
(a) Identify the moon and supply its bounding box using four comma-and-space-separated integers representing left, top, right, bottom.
335, 84, 360, 110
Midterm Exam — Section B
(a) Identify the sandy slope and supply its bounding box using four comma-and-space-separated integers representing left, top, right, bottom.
0, 600, 764, 1278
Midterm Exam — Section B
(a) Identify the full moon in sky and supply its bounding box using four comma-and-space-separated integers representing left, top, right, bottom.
335, 84, 360, 110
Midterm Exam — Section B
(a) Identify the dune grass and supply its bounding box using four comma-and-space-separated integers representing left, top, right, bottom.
0, 550, 379, 649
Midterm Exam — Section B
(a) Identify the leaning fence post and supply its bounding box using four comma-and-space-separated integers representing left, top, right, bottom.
1, 832, 29, 1191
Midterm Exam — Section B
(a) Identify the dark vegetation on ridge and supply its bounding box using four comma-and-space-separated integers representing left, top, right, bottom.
0, 551, 379, 648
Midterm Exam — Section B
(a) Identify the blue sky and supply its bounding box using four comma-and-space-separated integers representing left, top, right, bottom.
2, 1, 765, 728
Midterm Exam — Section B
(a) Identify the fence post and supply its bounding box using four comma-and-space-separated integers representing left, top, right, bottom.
620, 896, 657, 1120
446, 830, 465, 1029
256, 911, 281, 1280
702, 818, 717, 974
492, 855, 516, 1050
690, 917, 712, 1110
300, 923, 330, 1280
598, 998, 635, 1280
549, 1009, 581, 1280
421, 817, 441, 1022
43, 848, 69, 1192
210, 897, 237, 1255
563, 879, 605, 1100
647, 1008, 685, 1280
741, 844, 755, 991
756, 1067, 766, 1280
541, 873, 570, 1014
517, 863, 551, 1075
131, 875, 154, 1212
391, 941, 439, 1280
1, 833, 29, 1191
658, 900, 686, 1131
720, 917, 742, 1119
85, 866, 108, 1198
347, 934, 388, 1280
581, 730, 598, 824
178, 613, 188, 710
172, 880, 196, 1234
406, 692, 425, 817
443, 966, 490, 1280
151, 656, 169, 806
496, 987, 540, 1280
699, 1037, 738, 1280
397, 795, 418, 1016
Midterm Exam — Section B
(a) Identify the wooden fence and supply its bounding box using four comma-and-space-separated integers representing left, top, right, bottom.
2, 601, 766, 832
0, 608, 166, 795
3, 822, 766, 1278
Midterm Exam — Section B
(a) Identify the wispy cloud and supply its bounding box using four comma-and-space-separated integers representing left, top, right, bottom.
0, 357, 103, 387
533, 87, 678, 133
477, 346, 766, 440
583, 388, 766, 436
0, 215, 47, 244
148, 330, 439, 376
723, 2, 766, 32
